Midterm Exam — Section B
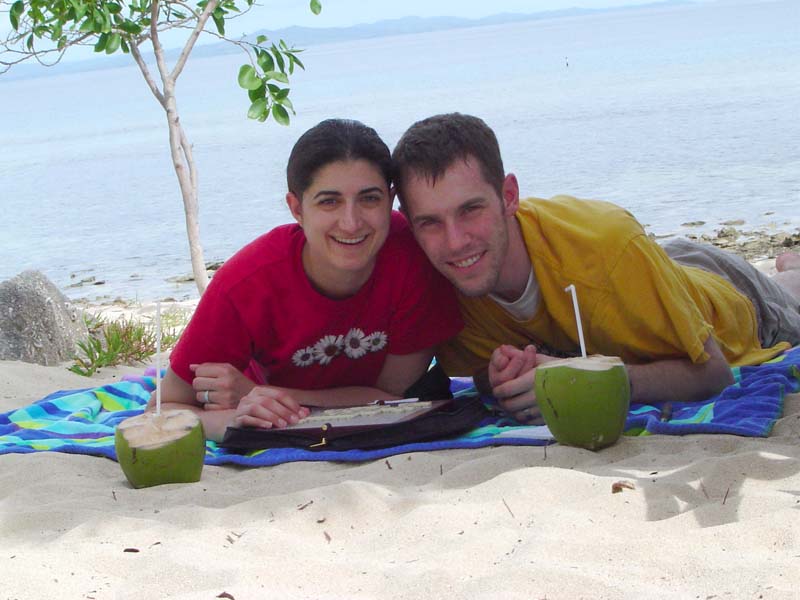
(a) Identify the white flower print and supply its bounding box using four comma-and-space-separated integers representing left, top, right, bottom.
291, 346, 315, 367
366, 331, 388, 353
343, 328, 368, 359
313, 334, 343, 366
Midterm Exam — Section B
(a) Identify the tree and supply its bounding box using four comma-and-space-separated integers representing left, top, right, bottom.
1, 0, 322, 294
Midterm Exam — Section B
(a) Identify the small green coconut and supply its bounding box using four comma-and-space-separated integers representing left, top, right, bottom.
115, 409, 205, 489
535, 355, 630, 451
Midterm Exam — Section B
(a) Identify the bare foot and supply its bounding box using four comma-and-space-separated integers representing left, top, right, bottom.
775, 251, 800, 272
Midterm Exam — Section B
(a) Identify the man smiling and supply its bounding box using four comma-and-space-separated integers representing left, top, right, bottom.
392, 113, 800, 422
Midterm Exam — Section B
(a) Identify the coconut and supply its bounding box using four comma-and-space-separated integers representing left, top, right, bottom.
115, 409, 205, 488
534, 355, 630, 451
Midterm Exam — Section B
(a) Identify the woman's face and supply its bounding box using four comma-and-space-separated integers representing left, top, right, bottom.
286, 159, 393, 298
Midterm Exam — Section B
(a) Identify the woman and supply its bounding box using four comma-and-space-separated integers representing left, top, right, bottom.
154, 119, 462, 441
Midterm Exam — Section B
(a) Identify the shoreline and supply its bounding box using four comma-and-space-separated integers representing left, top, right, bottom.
64, 223, 800, 319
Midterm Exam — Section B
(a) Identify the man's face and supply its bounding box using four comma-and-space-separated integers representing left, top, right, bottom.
403, 158, 517, 297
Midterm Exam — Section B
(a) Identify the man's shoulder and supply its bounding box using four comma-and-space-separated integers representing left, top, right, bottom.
519, 195, 640, 231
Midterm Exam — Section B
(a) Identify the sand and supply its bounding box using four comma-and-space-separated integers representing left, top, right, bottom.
3, 257, 800, 599
2, 364, 799, 599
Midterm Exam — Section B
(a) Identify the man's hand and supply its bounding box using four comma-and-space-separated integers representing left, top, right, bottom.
231, 386, 311, 430
489, 346, 558, 424
488, 344, 538, 388
190, 362, 256, 410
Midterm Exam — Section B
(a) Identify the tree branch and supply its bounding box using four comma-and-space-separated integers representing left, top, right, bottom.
150, 0, 171, 86
171, 0, 219, 81
129, 41, 166, 107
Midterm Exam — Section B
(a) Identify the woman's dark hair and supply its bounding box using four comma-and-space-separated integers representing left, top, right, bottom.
287, 119, 392, 198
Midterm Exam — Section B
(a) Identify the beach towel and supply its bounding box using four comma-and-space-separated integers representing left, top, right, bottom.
1, 347, 798, 467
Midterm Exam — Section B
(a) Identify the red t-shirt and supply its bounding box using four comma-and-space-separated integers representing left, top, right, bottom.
170, 212, 462, 390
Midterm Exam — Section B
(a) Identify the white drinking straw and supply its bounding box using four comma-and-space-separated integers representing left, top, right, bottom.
564, 284, 587, 358
155, 300, 162, 415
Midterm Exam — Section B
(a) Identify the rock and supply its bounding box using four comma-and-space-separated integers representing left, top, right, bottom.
681, 221, 706, 227
720, 219, 745, 226
0, 270, 88, 365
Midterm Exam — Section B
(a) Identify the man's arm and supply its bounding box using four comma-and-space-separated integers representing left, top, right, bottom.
490, 335, 734, 420
625, 334, 733, 403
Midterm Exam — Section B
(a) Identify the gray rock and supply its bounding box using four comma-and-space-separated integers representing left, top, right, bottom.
0, 270, 88, 365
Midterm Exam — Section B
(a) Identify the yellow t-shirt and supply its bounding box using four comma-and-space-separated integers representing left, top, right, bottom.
437, 196, 789, 376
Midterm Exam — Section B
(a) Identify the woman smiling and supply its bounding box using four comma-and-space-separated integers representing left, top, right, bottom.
152, 119, 462, 441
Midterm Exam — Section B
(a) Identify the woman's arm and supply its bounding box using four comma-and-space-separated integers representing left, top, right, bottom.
147, 368, 308, 442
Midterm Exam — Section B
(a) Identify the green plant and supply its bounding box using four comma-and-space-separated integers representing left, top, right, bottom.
69, 315, 184, 377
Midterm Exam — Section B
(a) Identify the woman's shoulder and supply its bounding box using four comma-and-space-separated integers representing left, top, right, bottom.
210, 223, 304, 292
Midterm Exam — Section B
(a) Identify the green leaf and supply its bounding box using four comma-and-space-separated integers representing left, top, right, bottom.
107, 2, 122, 14
271, 45, 285, 72
120, 37, 130, 54
248, 83, 266, 102
105, 32, 121, 54
256, 50, 274, 72
10, 1, 24, 31
94, 32, 108, 52
237, 64, 262, 90
272, 104, 290, 126
247, 97, 268, 120
78, 17, 93, 32
256, 34, 268, 44
212, 10, 225, 35
290, 54, 305, 70
273, 87, 290, 100
119, 20, 142, 35
310, 0, 322, 16
279, 96, 294, 112
264, 70, 289, 84
25, 33, 33, 50
74, 1, 87, 21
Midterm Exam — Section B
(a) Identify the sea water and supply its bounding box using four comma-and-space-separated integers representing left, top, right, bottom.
1, 0, 798, 301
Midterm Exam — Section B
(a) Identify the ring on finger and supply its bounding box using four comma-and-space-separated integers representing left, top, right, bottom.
203, 389, 210, 404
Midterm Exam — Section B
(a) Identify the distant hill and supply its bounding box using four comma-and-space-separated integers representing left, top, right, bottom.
2, 1, 694, 79
190, 1, 693, 58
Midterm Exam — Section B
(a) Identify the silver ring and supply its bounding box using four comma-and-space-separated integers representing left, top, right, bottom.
203, 390, 210, 404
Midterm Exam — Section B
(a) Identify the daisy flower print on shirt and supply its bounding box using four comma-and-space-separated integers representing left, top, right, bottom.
366, 331, 388, 353
291, 346, 315, 367
343, 328, 368, 359
313, 334, 343, 365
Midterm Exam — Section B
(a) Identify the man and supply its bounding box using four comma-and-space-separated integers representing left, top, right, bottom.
392, 113, 800, 422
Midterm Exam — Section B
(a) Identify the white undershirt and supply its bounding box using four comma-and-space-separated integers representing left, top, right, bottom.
489, 267, 540, 321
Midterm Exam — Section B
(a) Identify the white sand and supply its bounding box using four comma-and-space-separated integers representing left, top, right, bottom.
1, 358, 799, 599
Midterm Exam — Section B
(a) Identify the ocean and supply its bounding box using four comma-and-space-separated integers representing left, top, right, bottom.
1, 0, 798, 302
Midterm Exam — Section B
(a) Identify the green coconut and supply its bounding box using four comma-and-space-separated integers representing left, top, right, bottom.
534, 355, 630, 451
115, 409, 205, 489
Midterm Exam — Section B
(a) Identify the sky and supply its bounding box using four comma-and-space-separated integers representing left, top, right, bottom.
241, 0, 667, 30
1, 0, 689, 40
1, 0, 721, 63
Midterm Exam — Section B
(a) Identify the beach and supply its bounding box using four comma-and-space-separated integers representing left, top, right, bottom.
2, 248, 800, 599
1, 363, 799, 599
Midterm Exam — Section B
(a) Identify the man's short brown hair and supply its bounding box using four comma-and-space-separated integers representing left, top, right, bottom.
392, 113, 505, 210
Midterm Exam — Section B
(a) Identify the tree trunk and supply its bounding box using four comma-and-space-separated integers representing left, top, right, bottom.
163, 83, 209, 294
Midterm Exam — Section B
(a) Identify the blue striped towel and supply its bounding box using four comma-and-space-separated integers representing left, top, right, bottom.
1, 347, 798, 466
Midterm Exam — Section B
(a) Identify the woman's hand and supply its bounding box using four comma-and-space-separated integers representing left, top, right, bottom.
190, 362, 256, 410
230, 386, 311, 429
